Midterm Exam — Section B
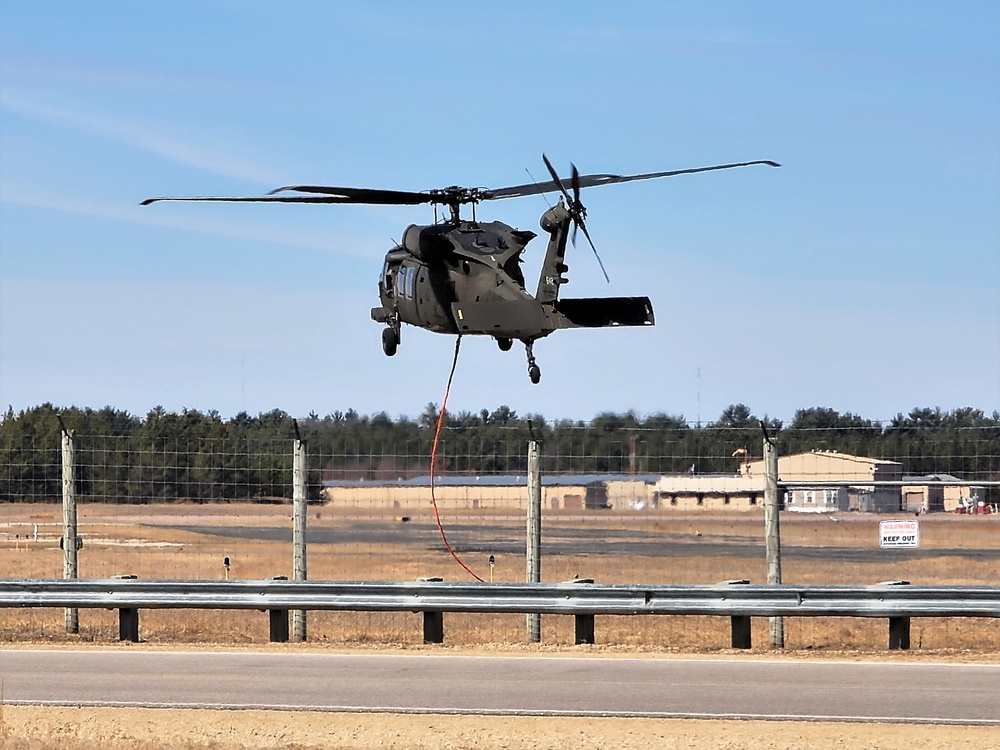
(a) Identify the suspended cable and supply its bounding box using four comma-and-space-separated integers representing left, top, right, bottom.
429, 336, 484, 582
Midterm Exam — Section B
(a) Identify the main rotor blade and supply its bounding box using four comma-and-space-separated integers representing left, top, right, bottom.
141, 194, 404, 206
269, 185, 433, 205
142, 186, 434, 207
141, 159, 781, 208
482, 159, 780, 201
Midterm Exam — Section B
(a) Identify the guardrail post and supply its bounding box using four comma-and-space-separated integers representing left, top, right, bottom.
268, 576, 289, 642
731, 615, 752, 649
423, 611, 444, 643
269, 609, 290, 642
888, 616, 911, 650
723, 579, 752, 649
569, 578, 596, 645
575, 615, 595, 645
418, 577, 444, 643
119, 607, 140, 642
526, 439, 542, 643
292, 436, 307, 642
114, 575, 139, 642
883, 580, 911, 650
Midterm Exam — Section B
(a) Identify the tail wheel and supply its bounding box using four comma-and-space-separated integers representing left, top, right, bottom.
382, 327, 399, 356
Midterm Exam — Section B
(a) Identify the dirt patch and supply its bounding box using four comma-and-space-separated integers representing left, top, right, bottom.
2, 706, 996, 749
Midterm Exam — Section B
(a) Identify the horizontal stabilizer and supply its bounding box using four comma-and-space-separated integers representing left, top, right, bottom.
553, 297, 654, 328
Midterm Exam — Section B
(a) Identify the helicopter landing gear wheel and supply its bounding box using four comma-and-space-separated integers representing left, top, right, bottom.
381, 326, 399, 357
496, 337, 513, 351
525, 340, 541, 384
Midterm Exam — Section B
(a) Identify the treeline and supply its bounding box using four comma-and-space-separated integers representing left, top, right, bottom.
1, 403, 998, 503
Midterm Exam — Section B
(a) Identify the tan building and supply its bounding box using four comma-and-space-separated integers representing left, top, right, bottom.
902, 474, 986, 513
321, 452, 913, 515
650, 474, 766, 512
322, 474, 659, 512
745, 450, 903, 513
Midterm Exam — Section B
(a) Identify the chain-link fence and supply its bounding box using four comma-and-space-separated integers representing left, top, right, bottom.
2, 418, 998, 649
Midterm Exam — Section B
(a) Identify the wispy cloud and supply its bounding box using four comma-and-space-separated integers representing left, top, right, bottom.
0, 188, 379, 260
0, 56, 263, 98
0, 92, 281, 185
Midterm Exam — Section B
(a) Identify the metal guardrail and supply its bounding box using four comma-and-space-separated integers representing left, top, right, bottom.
2, 579, 997, 649
1, 579, 998, 617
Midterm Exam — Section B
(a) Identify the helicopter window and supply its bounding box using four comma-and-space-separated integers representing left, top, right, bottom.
404, 266, 415, 298
382, 262, 395, 297
400, 266, 411, 298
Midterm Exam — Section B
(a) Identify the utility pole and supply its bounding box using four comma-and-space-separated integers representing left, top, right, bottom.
292, 432, 308, 641
526, 438, 542, 643
762, 426, 784, 648
61, 425, 79, 634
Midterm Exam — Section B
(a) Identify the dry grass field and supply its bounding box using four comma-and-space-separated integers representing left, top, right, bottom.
1, 502, 998, 651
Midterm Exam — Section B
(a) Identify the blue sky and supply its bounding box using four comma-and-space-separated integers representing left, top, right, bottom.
1, 1, 997, 424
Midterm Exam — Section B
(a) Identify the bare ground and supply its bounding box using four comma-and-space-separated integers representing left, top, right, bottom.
3, 705, 999, 750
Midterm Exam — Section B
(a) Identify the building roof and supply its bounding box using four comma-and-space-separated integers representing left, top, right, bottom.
322, 473, 661, 489
747, 450, 902, 469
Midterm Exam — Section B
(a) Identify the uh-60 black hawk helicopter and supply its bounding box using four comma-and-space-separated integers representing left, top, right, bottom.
143, 156, 778, 383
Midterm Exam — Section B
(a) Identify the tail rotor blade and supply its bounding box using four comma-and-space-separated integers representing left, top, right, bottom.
542, 153, 572, 205
543, 155, 609, 282
578, 218, 609, 283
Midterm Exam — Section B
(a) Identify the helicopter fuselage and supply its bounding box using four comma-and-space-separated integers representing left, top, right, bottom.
370, 203, 655, 350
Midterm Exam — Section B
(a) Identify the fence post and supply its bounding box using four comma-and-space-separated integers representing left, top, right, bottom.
763, 431, 784, 648
526, 439, 542, 643
292, 436, 307, 642
61, 428, 79, 634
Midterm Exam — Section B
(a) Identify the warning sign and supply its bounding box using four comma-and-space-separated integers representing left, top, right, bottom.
879, 519, 920, 549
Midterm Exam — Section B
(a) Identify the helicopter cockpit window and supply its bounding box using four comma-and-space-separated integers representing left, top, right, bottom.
381, 262, 395, 297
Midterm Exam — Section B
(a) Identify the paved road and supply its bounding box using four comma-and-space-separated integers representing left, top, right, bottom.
164, 521, 1000, 562
2, 650, 997, 724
